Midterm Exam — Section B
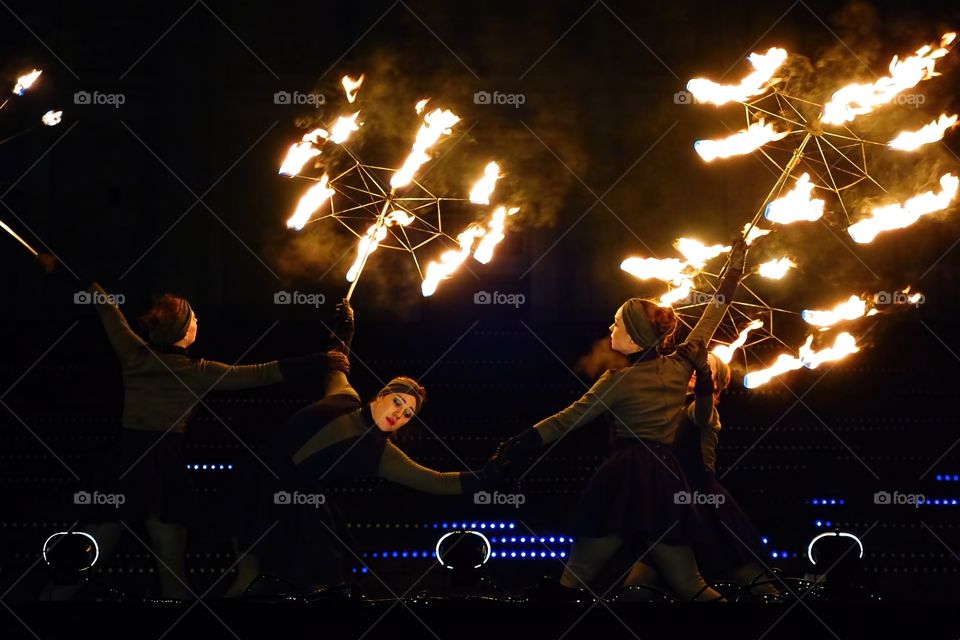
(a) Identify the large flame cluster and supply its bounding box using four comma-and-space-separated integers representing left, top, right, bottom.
622, 30, 959, 389
277, 76, 519, 297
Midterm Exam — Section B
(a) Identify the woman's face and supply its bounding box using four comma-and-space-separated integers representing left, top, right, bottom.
370, 393, 417, 432
609, 309, 640, 355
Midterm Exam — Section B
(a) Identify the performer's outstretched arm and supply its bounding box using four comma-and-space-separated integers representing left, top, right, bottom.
684, 236, 747, 346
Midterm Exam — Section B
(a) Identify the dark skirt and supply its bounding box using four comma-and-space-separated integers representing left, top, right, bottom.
234, 452, 350, 591
690, 474, 764, 578
572, 437, 699, 546
82, 429, 199, 527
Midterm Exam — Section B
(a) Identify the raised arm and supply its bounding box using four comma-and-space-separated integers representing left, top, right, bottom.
684, 236, 747, 346
90, 282, 147, 364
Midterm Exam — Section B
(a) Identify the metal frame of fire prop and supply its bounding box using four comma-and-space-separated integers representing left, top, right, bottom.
277, 74, 518, 301
621, 32, 958, 390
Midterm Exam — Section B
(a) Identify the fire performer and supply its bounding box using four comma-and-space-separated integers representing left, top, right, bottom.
36, 256, 350, 600
225, 298, 499, 597
623, 341, 780, 598
491, 238, 747, 602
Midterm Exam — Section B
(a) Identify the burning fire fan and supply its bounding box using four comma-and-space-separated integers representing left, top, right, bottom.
278, 74, 519, 300
621, 32, 958, 388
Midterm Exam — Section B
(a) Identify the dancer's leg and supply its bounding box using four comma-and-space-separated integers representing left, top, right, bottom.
559, 536, 624, 590
145, 515, 192, 599
645, 542, 723, 602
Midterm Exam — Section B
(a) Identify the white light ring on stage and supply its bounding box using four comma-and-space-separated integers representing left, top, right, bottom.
42, 531, 100, 570
435, 530, 491, 569
807, 531, 864, 565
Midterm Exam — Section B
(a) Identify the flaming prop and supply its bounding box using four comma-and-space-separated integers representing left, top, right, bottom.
278, 75, 519, 299
635, 29, 959, 388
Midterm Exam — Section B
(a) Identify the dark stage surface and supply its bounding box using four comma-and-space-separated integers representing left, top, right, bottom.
3, 0, 960, 637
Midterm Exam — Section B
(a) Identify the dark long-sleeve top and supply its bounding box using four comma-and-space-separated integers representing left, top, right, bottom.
89, 283, 284, 433
267, 374, 467, 496
674, 395, 721, 478
533, 302, 727, 445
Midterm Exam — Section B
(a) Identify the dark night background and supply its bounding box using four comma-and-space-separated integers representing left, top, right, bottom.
3, 0, 960, 609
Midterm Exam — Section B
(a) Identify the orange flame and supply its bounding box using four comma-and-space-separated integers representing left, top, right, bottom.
687, 47, 787, 106
13, 69, 41, 95
694, 119, 789, 162
330, 111, 361, 144
757, 257, 796, 279
675, 238, 731, 268
474, 206, 519, 264
345, 211, 416, 282
287, 175, 335, 230
341, 74, 365, 104
822, 33, 956, 125
421, 225, 486, 296
801, 295, 868, 327
41, 110, 62, 126
888, 113, 958, 151
764, 173, 825, 224
391, 107, 460, 189
659, 278, 694, 307
743, 333, 859, 388
279, 128, 329, 177
620, 257, 688, 283
712, 319, 763, 364
469, 162, 502, 205
743, 223, 771, 245
848, 173, 959, 243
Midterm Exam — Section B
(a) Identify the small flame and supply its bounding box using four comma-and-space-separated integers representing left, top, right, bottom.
757, 257, 796, 279
421, 225, 486, 296
687, 47, 787, 106
848, 173, 959, 243
675, 238, 731, 268
286, 175, 335, 230
13, 69, 41, 95
822, 33, 956, 125
415, 98, 430, 114
694, 119, 789, 162
712, 319, 763, 364
801, 295, 867, 327
341, 74, 365, 104
474, 206, 519, 264
764, 173, 825, 224
345, 211, 416, 282
620, 257, 689, 284
279, 128, 329, 177
469, 162, 501, 205
743, 352, 805, 389
658, 278, 694, 307
41, 110, 62, 126
743, 223, 771, 245
888, 113, 958, 151
391, 107, 460, 189
330, 111, 361, 144
799, 332, 859, 369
